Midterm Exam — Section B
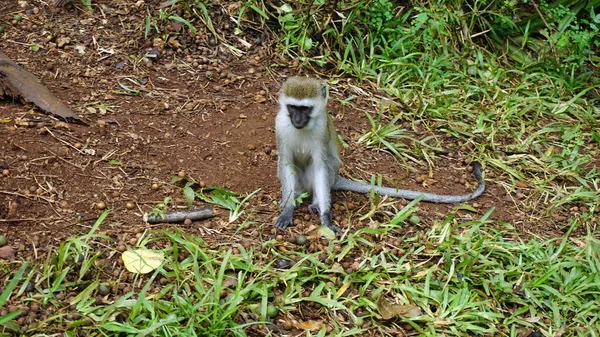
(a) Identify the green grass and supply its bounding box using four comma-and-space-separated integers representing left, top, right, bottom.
2, 1, 599, 336
2, 208, 600, 336
238, 0, 600, 219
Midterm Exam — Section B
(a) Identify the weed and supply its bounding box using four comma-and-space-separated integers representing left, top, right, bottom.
3, 206, 600, 335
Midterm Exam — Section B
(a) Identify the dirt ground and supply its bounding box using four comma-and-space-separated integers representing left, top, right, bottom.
0, 0, 576, 262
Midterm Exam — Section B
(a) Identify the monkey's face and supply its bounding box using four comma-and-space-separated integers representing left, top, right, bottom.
286, 104, 312, 129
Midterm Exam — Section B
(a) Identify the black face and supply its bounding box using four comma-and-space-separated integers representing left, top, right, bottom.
287, 105, 313, 129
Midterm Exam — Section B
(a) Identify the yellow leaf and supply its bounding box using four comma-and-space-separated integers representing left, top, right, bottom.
122, 249, 164, 274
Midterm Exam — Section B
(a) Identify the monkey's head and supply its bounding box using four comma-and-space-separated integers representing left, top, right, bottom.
279, 76, 327, 130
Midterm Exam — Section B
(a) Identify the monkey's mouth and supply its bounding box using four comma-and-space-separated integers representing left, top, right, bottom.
289, 110, 311, 129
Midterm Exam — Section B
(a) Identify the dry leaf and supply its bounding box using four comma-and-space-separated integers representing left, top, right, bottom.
254, 94, 267, 103
53, 121, 71, 130
222, 274, 238, 288
377, 296, 422, 320
168, 38, 182, 48
515, 181, 528, 188
0, 246, 16, 261
336, 281, 351, 298
295, 320, 324, 331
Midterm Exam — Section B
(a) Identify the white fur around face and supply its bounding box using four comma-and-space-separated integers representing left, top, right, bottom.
276, 94, 327, 137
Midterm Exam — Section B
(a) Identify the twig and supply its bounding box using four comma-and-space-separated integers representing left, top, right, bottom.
143, 207, 215, 224
530, 0, 558, 63
0, 217, 61, 222
0, 190, 57, 203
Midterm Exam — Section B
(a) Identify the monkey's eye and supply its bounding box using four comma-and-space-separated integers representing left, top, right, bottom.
287, 105, 313, 115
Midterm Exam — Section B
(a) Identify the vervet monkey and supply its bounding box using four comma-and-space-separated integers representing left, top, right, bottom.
275, 76, 485, 232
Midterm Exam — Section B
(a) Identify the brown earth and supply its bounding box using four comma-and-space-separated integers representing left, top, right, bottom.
0, 0, 579, 255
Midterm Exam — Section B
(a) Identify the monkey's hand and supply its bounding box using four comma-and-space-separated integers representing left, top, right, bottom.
275, 206, 294, 230
321, 211, 341, 233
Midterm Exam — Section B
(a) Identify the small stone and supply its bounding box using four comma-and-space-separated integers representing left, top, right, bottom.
98, 284, 110, 296
295, 235, 307, 245
408, 215, 421, 225
275, 260, 290, 269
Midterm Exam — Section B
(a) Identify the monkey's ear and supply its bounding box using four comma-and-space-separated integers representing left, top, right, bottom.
320, 84, 328, 99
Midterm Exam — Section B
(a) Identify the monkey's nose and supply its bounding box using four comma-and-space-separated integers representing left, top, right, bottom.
290, 113, 310, 129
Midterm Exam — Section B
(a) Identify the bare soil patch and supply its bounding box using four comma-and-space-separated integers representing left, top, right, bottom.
0, 0, 572, 255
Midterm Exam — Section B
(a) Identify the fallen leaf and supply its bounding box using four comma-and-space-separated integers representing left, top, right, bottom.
336, 281, 351, 298
222, 274, 238, 288
57, 37, 71, 48
515, 181, 528, 188
317, 225, 336, 240
377, 296, 422, 320
295, 320, 324, 331
254, 94, 267, 103
53, 122, 71, 131
0, 246, 16, 261
167, 38, 182, 48
122, 249, 164, 274
74, 45, 86, 55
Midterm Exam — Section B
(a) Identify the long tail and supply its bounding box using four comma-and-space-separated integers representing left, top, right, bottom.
332, 162, 485, 204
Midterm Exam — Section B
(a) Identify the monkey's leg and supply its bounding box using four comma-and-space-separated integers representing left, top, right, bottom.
276, 160, 298, 230
312, 164, 341, 232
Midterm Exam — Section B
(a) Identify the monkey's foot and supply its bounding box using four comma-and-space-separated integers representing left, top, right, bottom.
325, 223, 341, 233
308, 203, 320, 214
275, 207, 294, 230
320, 211, 341, 233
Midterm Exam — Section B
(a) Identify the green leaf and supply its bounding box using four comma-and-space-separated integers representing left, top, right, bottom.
183, 186, 195, 206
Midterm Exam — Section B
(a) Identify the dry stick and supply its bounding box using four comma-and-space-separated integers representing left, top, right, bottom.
0, 217, 61, 222
0, 190, 57, 203
143, 207, 215, 224
529, 0, 558, 63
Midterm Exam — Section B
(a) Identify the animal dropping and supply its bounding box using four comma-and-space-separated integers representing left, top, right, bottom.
274, 76, 485, 233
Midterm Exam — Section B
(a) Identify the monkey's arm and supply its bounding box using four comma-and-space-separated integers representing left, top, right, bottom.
333, 162, 485, 204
